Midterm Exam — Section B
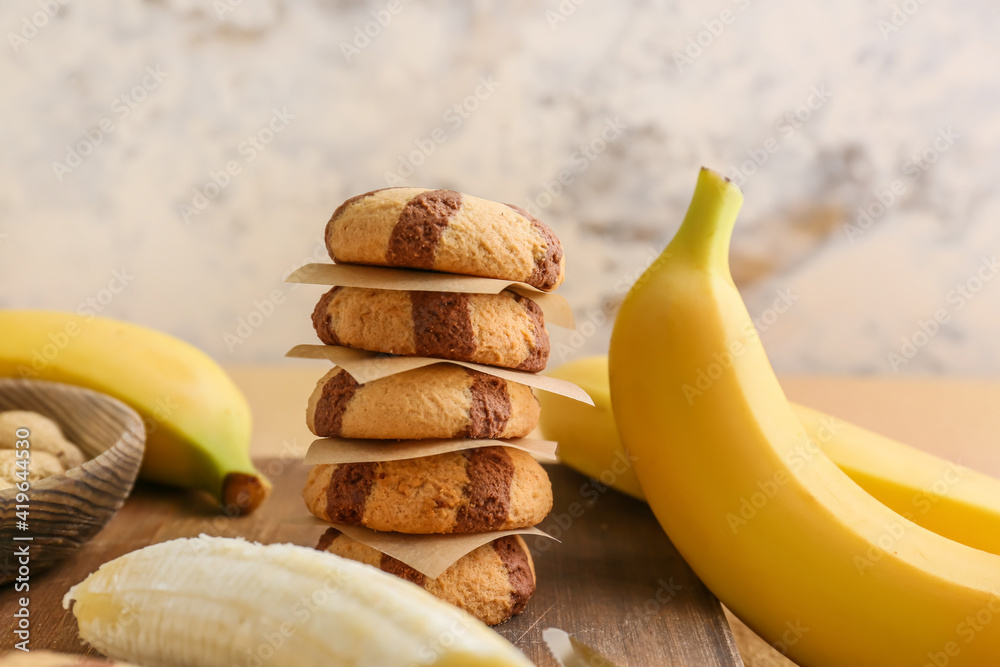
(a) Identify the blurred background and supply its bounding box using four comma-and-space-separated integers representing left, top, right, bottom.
2, 0, 998, 374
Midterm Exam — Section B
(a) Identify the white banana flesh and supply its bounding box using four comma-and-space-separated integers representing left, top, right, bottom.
63, 536, 532, 667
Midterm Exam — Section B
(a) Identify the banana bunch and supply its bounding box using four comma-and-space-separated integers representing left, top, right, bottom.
0, 311, 268, 513
606, 168, 1000, 665
540, 356, 1000, 555
63, 535, 532, 667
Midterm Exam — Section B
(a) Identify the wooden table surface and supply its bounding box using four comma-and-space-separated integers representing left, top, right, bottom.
4, 367, 1000, 666
0, 461, 743, 665
231, 367, 1000, 666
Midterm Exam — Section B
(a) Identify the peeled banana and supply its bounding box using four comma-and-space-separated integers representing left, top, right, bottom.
541, 355, 1000, 554
64, 535, 533, 667
0, 651, 137, 666
0, 311, 268, 513
609, 168, 1000, 665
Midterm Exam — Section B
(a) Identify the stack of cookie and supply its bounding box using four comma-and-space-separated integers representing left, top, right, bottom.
301, 187, 565, 626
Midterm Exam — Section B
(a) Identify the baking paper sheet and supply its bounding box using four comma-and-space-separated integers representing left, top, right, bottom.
286, 262, 575, 329
311, 522, 557, 579
286, 344, 595, 405
305, 437, 558, 465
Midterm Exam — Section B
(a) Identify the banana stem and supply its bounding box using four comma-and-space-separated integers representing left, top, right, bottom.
666, 168, 744, 272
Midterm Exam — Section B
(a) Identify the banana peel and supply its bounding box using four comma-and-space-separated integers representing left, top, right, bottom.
540, 355, 1000, 555
0, 311, 269, 514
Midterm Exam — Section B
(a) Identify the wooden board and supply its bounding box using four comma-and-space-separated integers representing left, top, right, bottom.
0, 460, 743, 665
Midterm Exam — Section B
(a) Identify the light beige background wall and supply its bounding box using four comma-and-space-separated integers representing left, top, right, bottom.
1, 0, 998, 374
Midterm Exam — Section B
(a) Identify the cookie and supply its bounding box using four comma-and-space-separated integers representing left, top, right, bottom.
307, 366, 540, 439
311, 286, 550, 372
303, 446, 552, 534
0, 410, 86, 469
326, 188, 565, 291
0, 450, 65, 490
315, 528, 536, 626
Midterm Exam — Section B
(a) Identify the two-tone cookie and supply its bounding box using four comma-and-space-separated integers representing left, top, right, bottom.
315, 528, 535, 626
302, 446, 552, 534
326, 188, 565, 291
307, 366, 540, 439
311, 286, 550, 372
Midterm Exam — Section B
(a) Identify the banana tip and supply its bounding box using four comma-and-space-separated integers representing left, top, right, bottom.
222, 472, 271, 516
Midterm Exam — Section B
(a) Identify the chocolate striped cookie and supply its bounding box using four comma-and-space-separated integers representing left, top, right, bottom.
315, 528, 535, 626
307, 366, 540, 439
311, 286, 550, 372
303, 446, 552, 534
326, 187, 565, 291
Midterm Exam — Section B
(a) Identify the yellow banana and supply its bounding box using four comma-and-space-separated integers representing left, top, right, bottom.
0, 311, 268, 513
608, 168, 1000, 666
541, 356, 1000, 555
539, 356, 645, 500
64, 535, 533, 667
797, 403, 1000, 556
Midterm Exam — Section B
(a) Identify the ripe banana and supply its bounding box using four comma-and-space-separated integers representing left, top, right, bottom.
609, 168, 1000, 666
0, 311, 268, 513
64, 535, 533, 667
541, 356, 1000, 554
539, 356, 645, 500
